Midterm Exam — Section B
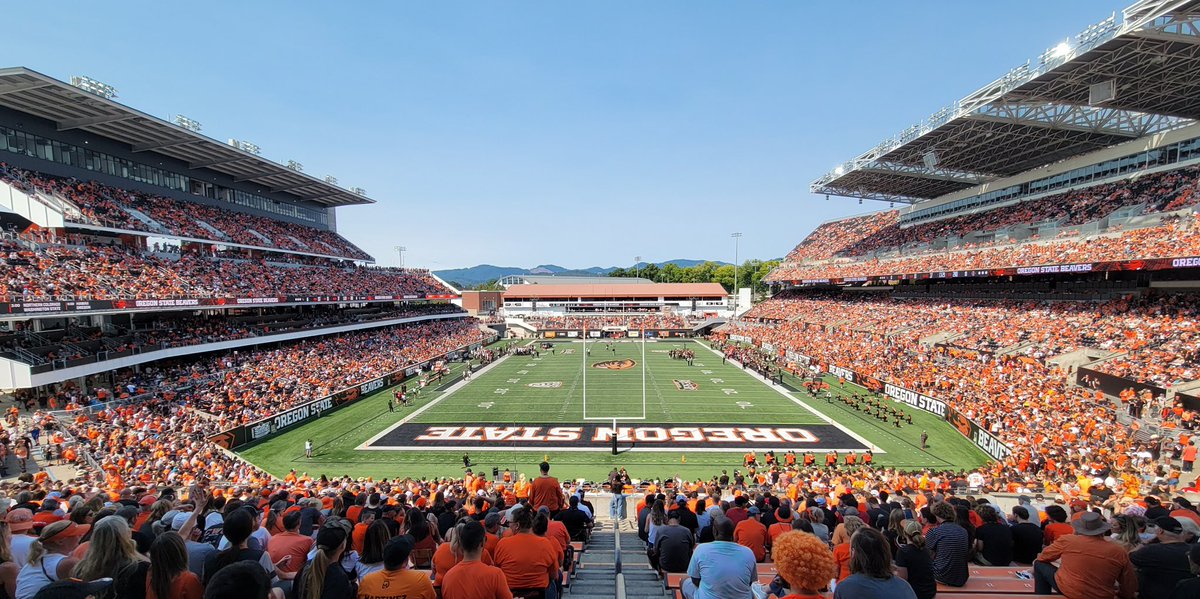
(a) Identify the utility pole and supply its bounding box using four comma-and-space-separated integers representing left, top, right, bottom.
731, 233, 742, 315
394, 245, 407, 268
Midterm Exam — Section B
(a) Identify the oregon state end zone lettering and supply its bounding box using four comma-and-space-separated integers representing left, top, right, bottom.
365, 422, 870, 451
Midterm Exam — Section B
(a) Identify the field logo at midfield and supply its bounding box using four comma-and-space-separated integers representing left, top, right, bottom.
527, 381, 563, 389
560, 348, 576, 355
592, 359, 636, 370
673, 380, 699, 391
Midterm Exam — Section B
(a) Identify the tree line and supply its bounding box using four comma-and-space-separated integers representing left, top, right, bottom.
608, 260, 779, 295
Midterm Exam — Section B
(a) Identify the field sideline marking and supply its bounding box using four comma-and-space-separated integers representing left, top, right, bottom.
356, 352, 517, 450
694, 340, 885, 454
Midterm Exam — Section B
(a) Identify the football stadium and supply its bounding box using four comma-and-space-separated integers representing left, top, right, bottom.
3, 1, 1200, 598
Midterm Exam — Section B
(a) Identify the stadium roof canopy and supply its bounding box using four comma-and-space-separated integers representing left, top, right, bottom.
0, 67, 373, 207
812, 0, 1200, 204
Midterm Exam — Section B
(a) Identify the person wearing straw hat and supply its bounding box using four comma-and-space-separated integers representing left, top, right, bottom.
1034, 511, 1136, 598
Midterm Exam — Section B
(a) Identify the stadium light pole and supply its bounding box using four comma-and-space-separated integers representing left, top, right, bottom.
394, 245, 407, 268
731, 232, 742, 315
635, 256, 642, 280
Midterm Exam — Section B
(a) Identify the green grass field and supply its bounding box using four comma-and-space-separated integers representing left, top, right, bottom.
238, 339, 989, 482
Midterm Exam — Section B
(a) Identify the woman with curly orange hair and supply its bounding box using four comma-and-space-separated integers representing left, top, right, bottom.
769, 531, 835, 599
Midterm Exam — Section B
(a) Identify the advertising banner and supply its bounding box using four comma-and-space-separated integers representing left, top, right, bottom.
0, 293, 461, 316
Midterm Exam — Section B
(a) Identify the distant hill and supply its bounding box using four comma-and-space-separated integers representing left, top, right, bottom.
435, 259, 728, 288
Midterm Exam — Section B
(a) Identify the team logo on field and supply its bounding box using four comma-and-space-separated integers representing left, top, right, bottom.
673, 380, 699, 391
527, 381, 563, 388
651, 350, 670, 353
560, 349, 576, 355
592, 359, 637, 370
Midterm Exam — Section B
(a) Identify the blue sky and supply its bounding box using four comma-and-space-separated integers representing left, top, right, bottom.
7, 1, 1125, 269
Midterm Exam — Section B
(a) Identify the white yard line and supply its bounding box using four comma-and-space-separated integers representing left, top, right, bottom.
694, 341, 885, 454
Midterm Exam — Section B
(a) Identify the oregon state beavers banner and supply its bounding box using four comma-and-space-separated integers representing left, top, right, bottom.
0, 293, 462, 315
365, 422, 870, 451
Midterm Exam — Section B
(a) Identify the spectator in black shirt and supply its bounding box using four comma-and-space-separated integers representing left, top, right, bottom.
670, 497, 699, 535
1146, 496, 1171, 521
894, 520, 936, 599
1131, 516, 1193, 599
1170, 544, 1200, 599
1008, 506, 1043, 565
973, 505, 1012, 566
554, 496, 592, 542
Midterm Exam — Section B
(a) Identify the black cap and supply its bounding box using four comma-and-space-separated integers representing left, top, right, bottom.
384, 534, 415, 569
34, 579, 114, 599
1155, 516, 1184, 534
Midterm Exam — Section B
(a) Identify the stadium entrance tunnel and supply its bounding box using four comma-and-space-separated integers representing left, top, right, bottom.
361, 422, 870, 451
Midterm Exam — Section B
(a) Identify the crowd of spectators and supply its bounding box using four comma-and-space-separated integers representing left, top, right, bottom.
0, 303, 464, 368
0, 163, 373, 260
767, 212, 1200, 281
0, 460, 593, 599
781, 211, 899, 263
840, 164, 1200, 257
719, 293, 1189, 502
741, 290, 1200, 387
0, 238, 452, 302
520, 314, 692, 330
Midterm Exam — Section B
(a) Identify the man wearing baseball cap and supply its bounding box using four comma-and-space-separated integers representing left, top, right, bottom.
7, 509, 36, 565
1130, 516, 1192, 598
1034, 511, 1135, 598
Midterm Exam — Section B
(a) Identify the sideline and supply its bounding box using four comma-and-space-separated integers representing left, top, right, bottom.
356, 350, 519, 449
693, 340, 884, 453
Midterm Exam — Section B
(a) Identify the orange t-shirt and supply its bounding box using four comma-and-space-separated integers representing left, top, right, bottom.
267, 531, 313, 575
529, 476, 563, 512
1044, 522, 1074, 545
733, 519, 768, 562
357, 568, 435, 599
767, 522, 791, 546
352, 522, 370, 555
493, 533, 557, 589
440, 560, 513, 599
146, 571, 203, 599
432, 542, 494, 587
833, 543, 852, 581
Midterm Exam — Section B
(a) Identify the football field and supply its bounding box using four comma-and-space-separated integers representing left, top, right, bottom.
238, 339, 990, 481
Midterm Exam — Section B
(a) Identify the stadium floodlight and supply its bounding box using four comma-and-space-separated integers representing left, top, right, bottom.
394, 245, 407, 268
69, 76, 117, 100
173, 115, 202, 133
227, 138, 261, 155
286, 160, 304, 172
834, 165, 845, 176
324, 175, 338, 185
351, 187, 366, 196
635, 256, 642, 279
1053, 41, 1071, 58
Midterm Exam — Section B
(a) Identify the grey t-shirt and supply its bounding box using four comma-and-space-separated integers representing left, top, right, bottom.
185, 539, 217, 579
834, 574, 918, 599
655, 524, 695, 573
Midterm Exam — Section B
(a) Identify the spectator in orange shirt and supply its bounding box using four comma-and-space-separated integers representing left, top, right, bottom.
441, 519, 513, 599
352, 511, 375, 556
266, 511, 311, 579
357, 535, 436, 599
529, 462, 563, 514
1043, 505, 1074, 546
733, 507, 768, 562
493, 506, 557, 595
1034, 512, 1135, 598
832, 516, 867, 581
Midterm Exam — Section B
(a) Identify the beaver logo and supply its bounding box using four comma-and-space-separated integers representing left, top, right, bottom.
592, 359, 637, 370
